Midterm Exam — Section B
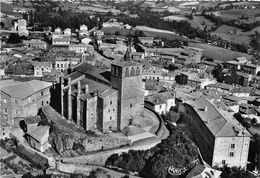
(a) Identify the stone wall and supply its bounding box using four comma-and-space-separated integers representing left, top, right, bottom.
82, 136, 131, 152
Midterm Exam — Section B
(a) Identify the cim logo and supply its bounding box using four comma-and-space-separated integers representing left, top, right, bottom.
168, 166, 187, 176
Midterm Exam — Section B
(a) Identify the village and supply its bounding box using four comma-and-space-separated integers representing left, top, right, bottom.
0, 0, 260, 178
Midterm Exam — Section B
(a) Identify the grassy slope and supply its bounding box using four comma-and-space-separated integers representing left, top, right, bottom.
212, 25, 251, 45
189, 42, 252, 62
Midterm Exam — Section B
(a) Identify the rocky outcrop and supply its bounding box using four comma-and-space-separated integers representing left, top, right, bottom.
48, 129, 74, 155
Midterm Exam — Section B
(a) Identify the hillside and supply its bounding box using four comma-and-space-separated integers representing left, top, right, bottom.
189, 42, 252, 62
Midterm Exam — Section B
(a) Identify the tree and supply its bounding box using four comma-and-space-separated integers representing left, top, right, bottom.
219, 166, 255, 178
7, 33, 21, 44
212, 64, 223, 82
0, 22, 4, 28
114, 31, 120, 36
251, 118, 257, 126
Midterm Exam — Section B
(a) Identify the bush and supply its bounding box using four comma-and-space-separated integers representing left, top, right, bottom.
12, 145, 49, 170
105, 124, 199, 178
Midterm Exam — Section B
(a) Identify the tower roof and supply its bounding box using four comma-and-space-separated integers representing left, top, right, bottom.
111, 60, 142, 68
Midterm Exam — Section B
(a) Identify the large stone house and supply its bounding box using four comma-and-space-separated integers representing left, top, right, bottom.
0, 80, 52, 124
61, 60, 144, 132
178, 97, 251, 168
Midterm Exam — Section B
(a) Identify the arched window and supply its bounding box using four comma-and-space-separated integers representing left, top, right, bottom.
136, 67, 141, 76
130, 67, 135, 76
125, 68, 129, 77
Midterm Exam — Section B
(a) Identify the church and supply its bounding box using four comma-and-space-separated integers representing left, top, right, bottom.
60, 59, 144, 132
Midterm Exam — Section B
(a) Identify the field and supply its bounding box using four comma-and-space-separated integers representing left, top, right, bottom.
163, 15, 187, 21
102, 26, 194, 42
218, 9, 260, 22
188, 16, 215, 30
189, 42, 252, 62
212, 25, 251, 45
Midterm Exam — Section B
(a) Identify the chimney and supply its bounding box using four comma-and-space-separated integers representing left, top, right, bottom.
85, 85, 89, 94
204, 106, 208, 112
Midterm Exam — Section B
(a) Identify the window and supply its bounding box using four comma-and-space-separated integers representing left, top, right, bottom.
136, 67, 141, 75
231, 144, 235, 149
229, 152, 234, 157
108, 109, 110, 112
130, 67, 135, 76
110, 116, 112, 120
57, 64, 59, 68
222, 160, 226, 165
110, 101, 112, 105
130, 103, 133, 108
42, 101, 44, 106
125, 68, 129, 77
15, 100, 18, 104
159, 105, 162, 109
41, 91, 44, 96
4, 108, 7, 113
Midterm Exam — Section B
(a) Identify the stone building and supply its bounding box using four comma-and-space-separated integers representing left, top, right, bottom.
178, 97, 251, 168
32, 61, 52, 77
61, 60, 144, 132
0, 80, 52, 124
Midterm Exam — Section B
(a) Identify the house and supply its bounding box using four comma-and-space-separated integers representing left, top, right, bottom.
145, 91, 175, 115
205, 83, 233, 93
81, 37, 92, 44
55, 58, 80, 72
69, 44, 94, 53
178, 97, 251, 168
131, 52, 145, 61
240, 63, 260, 75
0, 80, 52, 124
32, 61, 52, 77
79, 24, 89, 37
138, 37, 154, 46
235, 57, 248, 64
186, 164, 222, 178
52, 37, 70, 46
224, 61, 240, 71
27, 125, 50, 152
179, 72, 216, 90
0, 119, 11, 140
64, 28, 71, 36
230, 87, 252, 98
80, 24, 88, 31
23, 39, 47, 50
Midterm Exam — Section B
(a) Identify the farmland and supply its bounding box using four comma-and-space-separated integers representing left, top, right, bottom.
188, 16, 215, 30
211, 25, 251, 45
189, 42, 252, 62
218, 9, 260, 22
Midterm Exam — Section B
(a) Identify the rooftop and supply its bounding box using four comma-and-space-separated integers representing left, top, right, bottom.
145, 91, 175, 105
206, 82, 233, 91
27, 126, 49, 142
1, 80, 52, 99
74, 62, 111, 84
185, 97, 251, 137
111, 60, 142, 68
